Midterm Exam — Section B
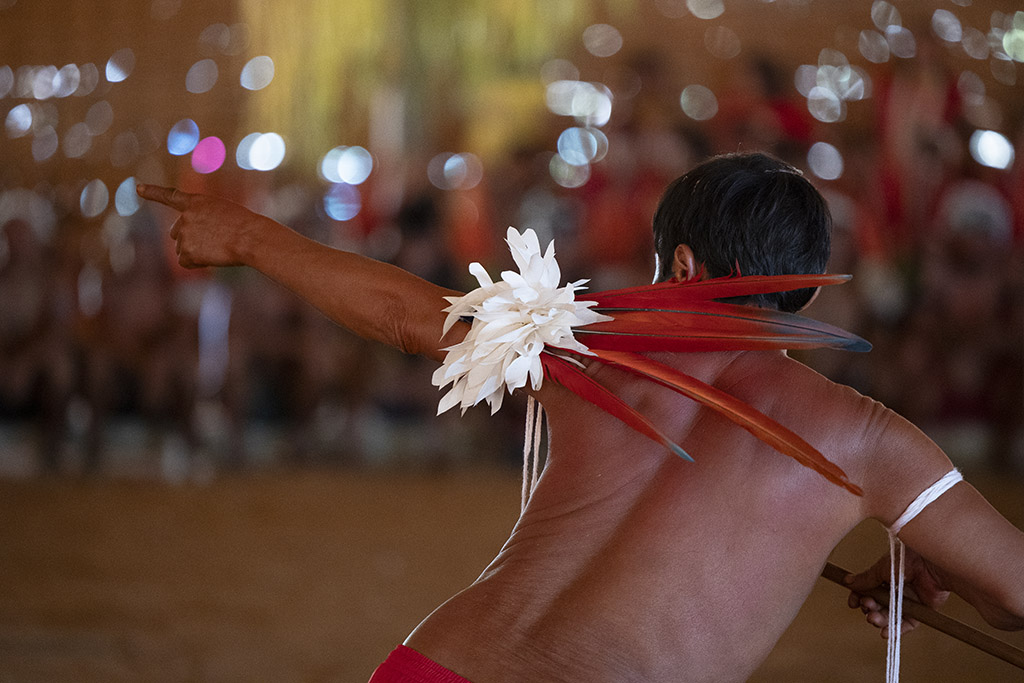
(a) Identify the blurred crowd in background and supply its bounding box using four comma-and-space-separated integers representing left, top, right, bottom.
2, 42, 1023, 480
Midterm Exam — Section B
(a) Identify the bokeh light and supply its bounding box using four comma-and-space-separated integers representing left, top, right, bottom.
545, 80, 613, 126
62, 122, 92, 158
240, 56, 275, 90
80, 179, 109, 217
962, 27, 990, 60
886, 25, 917, 59
427, 152, 482, 191
53, 64, 80, 97
705, 25, 741, 60
336, 146, 372, 184
1003, 13, 1024, 61
248, 132, 286, 171
200, 23, 231, 52
319, 147, 344, 183
105, 48, 135, 83
186, 59, 219, 93
969, 129, 1015, 169
30, 66, 57, 99
549, 154, 590, 189
808, 86, 843, 123
86, 100, 113, 135
449, 153, 482, 190
932, 9, 963, 43
958, 70, 986, 106
680, 84, 718, 121
557, 127, 607, 166
323, 183, 361, 221
687, 0, 725, 21
320, 146, 373, 184
859, 30, 890, 63
871, 1, 901, 31
582, 24, 623, 58
191, 136, 226, 173
76, 63, 99, 96
6, 103, 32, 137
167, 118, 200, 155
807, 142, 844, 180
115, 178, 140, 216
0, 65, 13, 97
235, 132, 262, 170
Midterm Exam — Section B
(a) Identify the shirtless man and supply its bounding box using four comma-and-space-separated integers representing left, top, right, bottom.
138, 153, 1024, 682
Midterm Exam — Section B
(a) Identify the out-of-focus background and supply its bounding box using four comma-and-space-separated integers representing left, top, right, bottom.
0, 0, 1022, 680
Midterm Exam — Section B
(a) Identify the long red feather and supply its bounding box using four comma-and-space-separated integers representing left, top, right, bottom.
590, 349, 863, 495
588, 273, 852, 309
540, 352, 693, 462
577, 303, 870, 353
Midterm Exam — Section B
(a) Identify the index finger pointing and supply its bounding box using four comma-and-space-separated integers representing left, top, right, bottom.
136, 184, 192, 212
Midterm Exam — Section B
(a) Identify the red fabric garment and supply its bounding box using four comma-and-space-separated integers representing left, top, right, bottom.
369, 645, 474, 683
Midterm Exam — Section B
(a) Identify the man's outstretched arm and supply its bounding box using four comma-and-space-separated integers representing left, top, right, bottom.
137, 184, 467, 362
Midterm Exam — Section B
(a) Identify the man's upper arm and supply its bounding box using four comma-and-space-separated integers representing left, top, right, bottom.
865, 410, 1024, 627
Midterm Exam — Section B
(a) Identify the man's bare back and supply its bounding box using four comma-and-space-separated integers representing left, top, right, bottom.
404, 348, 953, 682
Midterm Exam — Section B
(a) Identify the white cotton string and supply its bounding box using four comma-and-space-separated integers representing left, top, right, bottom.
522, 396, 537, 513
886, 531, 904, 683
885, 468, 963, 683
530, 402, 544, 496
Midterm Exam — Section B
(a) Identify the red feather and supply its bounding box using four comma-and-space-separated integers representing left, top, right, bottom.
540, 352, 693, 462
590, 349, 863, 495
577, 303, 870, 353
588, 273, 852, 309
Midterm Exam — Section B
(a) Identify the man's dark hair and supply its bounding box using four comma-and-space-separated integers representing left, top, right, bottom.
652, 152, 832, 312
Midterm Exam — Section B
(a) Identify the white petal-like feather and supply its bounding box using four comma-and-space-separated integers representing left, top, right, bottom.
433, 227, 612, 414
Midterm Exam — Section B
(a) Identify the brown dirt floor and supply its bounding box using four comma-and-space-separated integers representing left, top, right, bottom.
1, 467, 1022, 682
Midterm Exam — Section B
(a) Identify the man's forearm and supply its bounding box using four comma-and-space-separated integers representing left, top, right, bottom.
940, 567, 1024, 631
239, 216, 463, 362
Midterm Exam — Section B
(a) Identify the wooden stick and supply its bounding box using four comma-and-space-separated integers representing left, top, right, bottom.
821, 562, 1024, 671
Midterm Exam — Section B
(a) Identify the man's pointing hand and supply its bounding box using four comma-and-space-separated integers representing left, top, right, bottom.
136, 184, 264, 269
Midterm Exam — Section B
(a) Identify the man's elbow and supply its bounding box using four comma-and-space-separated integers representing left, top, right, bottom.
1001, 598, 1024, 631
984, 611, 1024, 631
381, 293, 438, 359
982, 589, 1024, 631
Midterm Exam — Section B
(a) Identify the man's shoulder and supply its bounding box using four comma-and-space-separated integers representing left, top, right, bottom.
750, 353, 897, 438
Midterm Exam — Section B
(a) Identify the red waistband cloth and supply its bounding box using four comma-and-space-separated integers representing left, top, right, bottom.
369, 645, 474, 683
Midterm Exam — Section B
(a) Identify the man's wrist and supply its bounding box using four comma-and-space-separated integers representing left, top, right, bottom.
236, 214, 280, 268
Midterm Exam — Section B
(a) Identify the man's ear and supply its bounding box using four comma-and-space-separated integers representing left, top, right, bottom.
797, 285, 821, 312
671, 244, 700, 281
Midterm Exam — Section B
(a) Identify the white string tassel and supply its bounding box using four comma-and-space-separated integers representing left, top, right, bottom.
886, 531, 905, 683
885, 468, 963, 683
530, 401, 543, 495
520, 396, 546, 514
522, 397, 536, 513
